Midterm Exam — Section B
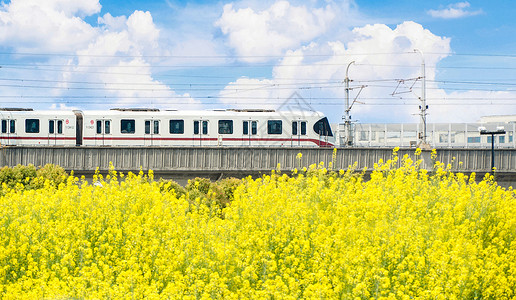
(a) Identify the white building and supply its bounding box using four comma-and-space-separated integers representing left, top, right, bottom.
335, 116, 516, 148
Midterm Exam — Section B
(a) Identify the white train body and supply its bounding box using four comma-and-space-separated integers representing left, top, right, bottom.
0, 108, 334, 147
0, 109, 77, 146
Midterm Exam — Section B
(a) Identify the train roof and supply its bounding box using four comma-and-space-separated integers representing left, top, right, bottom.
0, 108, 327, 119
80, 109, 326, 118
0, 109, 76, 116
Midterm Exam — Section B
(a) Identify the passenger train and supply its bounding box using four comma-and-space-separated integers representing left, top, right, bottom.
0, 108, 334, 147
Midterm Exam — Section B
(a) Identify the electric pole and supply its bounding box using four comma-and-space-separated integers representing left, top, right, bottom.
414, 49, 429, 148
344, 61, 355, 146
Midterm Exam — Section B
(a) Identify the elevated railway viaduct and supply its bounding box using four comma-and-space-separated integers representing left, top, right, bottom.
1, 147, 515, 187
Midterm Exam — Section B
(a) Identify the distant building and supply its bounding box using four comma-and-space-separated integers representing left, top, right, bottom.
480, 115, 516, 123
335, 115, 516, 148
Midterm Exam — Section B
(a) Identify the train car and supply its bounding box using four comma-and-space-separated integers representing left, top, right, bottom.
0, 108, 334, 147
0, 108, 77, 146
79, 108, 334, 147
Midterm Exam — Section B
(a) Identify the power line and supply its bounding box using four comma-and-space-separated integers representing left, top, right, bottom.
2, 61, 516, 70
2, 51, 516, 59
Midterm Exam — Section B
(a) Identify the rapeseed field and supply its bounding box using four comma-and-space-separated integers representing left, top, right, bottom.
0, 149, 515, 299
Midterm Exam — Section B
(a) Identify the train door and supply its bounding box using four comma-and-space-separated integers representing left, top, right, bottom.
291, 120, 307, 146
144, 120, 160, 146
48, 119, 64, 145
193, 120, 208, 146
243, 120, 257, 146
95, 119, 112, 146
0, 119, 16, 146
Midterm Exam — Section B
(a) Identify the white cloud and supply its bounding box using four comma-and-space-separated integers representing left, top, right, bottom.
0, 0, 100, 52
427, 2, 483, 19
49, 103, 79, 111
215, 1, 336, 62
220, 77, 277, 108
220, 21, 453, 122
126, 11, 160, 51
219, 18, 516, 124
98, 13, 127, 32
0, 0, 511, 123
72, 10, 200, 109
0, 1, 201, 110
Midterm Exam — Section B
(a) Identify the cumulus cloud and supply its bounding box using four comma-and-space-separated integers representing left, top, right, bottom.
98, 13, 127, 32
215, 0, 336, 62
0, 0, 510, 123
427, 2, 483, 19
0, 1, 200, 109
220, 21, 453, 122
73, 10, 199, 109
0, 0, 100, 52
219, 17, 516, 123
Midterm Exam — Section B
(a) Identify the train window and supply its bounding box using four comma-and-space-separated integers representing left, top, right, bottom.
202, 121, 208, 135
105, 120, 110, 134
49, 120, 55, 134
170, 120, 184, 134
218, 120, 233, 134
97, 120, 111, 134
243, 121, 258, 135
96, 120, 102, 134
194, 121, 208, 135
301, 122, 306, 135
1, 120, 16, 134
194, 121, 199, 134
153, 120, 159, 134
145, 120, 151, 134
313, 117, 333, 137
145, 120, 159, 134
292, 122, 297, 135
49, 120, 63, 134
267, 120, 282, 134
25, 119, 39, 133
121, 119, 135, 134
10, 120, 15, 133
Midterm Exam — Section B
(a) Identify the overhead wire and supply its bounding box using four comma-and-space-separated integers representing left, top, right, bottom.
1, 51, 516, 108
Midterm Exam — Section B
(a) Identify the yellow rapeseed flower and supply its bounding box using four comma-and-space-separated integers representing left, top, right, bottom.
0, 154, 514, 298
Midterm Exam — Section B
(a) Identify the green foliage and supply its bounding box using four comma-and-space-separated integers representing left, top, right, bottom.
36, 164, 68, 187
217, 177, 242, 203
184, 177, 244, 216
186, 177, 212, 194
158, 179, 187, 198
0, 164, 68, 190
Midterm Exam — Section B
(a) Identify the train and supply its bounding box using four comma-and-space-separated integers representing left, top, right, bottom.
0, 108, 335, 147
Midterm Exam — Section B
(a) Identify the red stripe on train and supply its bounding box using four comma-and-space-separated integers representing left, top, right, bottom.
1, 136, 333, 147
83, 136, 334, 147
0, 136, 75, 141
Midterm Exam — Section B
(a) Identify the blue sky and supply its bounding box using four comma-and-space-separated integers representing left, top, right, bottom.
0, 0, 515, 124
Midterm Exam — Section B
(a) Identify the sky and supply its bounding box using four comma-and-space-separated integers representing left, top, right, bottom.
0, 0, 515, 124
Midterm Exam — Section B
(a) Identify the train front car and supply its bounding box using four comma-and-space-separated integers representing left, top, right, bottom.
0, 108, 76, 146
279, 110, 335, 147
194, 109, 335, 147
